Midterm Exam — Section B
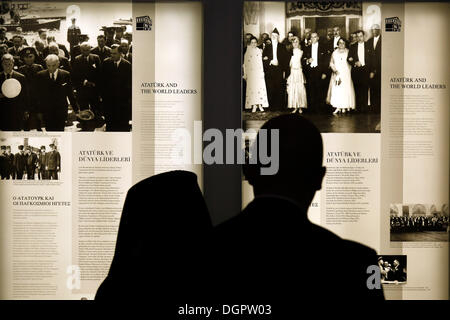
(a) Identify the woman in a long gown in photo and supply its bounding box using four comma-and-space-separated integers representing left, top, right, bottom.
286, 36, 307, 113
326, 38, 355, 115
243, 36, 268, 112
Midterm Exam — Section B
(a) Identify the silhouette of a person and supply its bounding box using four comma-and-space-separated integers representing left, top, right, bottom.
95, 170, 212, 302
213, 114, 384, 302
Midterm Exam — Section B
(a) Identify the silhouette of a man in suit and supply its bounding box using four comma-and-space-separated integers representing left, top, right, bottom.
214, 114, 384, 302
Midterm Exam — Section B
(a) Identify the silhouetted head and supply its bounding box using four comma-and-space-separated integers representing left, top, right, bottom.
96, 170, 212, 300
115, 170, 211, 260
244, 114, 326, 209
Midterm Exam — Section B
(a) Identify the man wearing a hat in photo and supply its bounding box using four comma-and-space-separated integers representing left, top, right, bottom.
367, 24, 381, 113
13, 145, 26, 180
36, 54, 79, 131
25, 146, 38, 180
262, 27, 289, 111
67, 17, 82, 56
37, 145, 48, 180
45, 143, 61, 180
102, 27, 116, 48
18, 47, 44, 131
0, 54, 28, 131
114, 26, 126, 44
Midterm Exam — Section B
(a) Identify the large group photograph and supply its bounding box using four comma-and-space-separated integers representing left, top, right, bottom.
242, 1, 381, 133
0, 1, 132, 132
390, 204, 449, 242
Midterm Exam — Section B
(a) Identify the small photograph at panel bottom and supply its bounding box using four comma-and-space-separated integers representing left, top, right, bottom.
0, 136, 62, 180
377, 255, 407, 284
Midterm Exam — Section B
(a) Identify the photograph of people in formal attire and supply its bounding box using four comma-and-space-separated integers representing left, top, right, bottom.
377, 255, 407, 284
0, 137, 62, 181
390, 204, 449, 242
242, 2, 381, 133
0, 2, 132, 132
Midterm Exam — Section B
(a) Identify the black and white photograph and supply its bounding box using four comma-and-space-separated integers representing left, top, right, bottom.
390, 204, 450, 242
0, 136, 62, 180
242, 2, 381, 133
0, 1, 132, 132
377, 255, 407, 284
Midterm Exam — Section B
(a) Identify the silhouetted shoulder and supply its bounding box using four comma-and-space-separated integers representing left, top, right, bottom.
130, 170, 198, 191
341, 238, 377, 256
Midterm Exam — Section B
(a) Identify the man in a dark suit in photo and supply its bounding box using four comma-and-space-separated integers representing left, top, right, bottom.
18, 47, 44, 131
300, 28, 312, 51
33, 40, 46, 68
7, 35, 25, 66
303, 32, 330, 114
214, 114, 384, 302
119, 39, 132, 64
257, 33, 269, 50
91, 35, 111, 62
2, 146, 14, 179
13, 145, 26, 180
37, 146, 48, 180
36, 54, 79, 131
0, 146, 6, 179
367, 24, 381, 113
25, 146, 37, 180
71, 42, 102, 115
262, 28, 289, 110
45, 143, 60, 180
67, 17, 81, 56
328, 25, 345, 54
100, 44, 131, 132
348, 30, 371, 112
0, 54, 28, 131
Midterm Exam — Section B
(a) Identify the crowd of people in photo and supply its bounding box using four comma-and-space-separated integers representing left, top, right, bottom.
243, 24, 381, 115
0, 17, 132, 132
377, 257, 406, 283
390, 215, 449, 233
0, 143, 61, 180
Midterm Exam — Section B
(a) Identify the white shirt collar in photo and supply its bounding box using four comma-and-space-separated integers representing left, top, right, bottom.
358, 42, 365, 66
333, 36, 340, 48
272, 41, 278, 63
311, 42, 318, 67
373, 35, 380, 49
